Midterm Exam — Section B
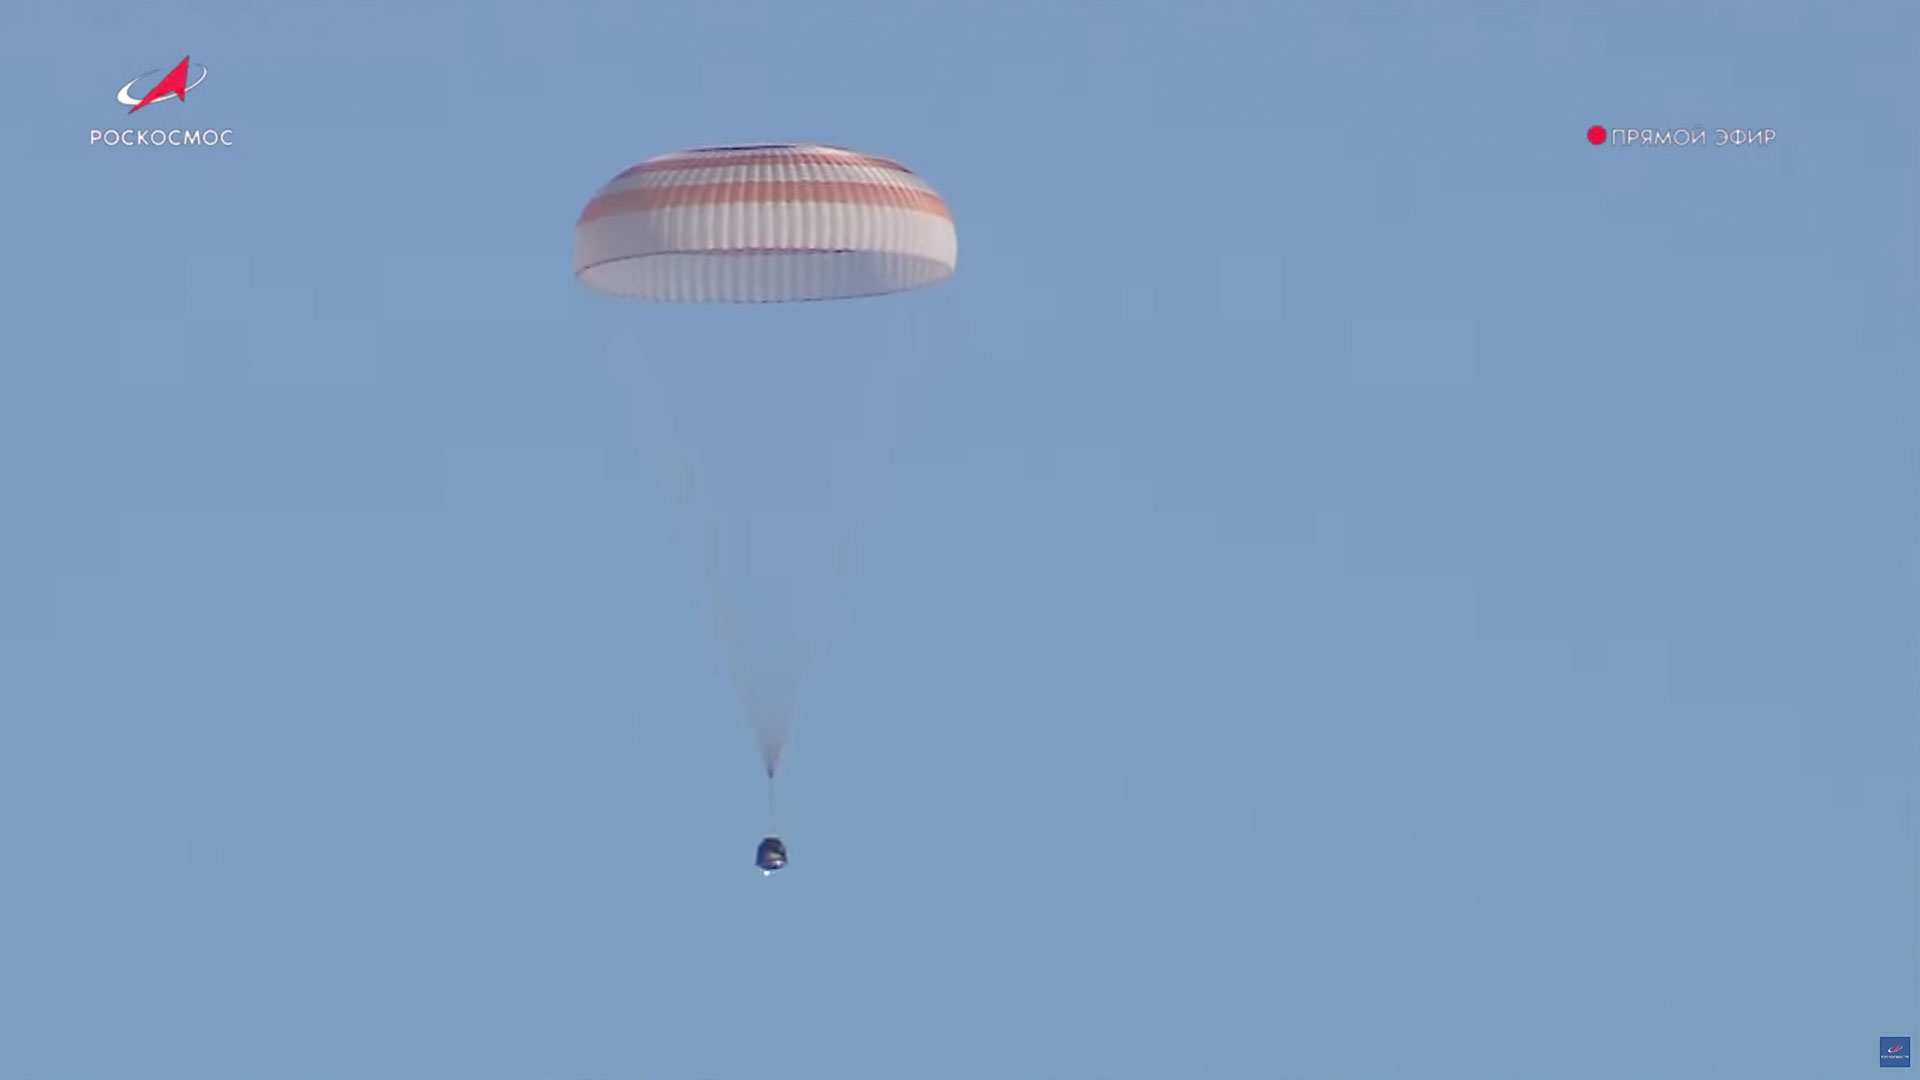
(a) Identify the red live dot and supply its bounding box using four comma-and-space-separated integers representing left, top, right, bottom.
1587, 125, 1608, 145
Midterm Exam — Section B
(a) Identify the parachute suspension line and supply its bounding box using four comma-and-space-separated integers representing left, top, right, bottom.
767, 772, 781, 833
611, 344, 799, 789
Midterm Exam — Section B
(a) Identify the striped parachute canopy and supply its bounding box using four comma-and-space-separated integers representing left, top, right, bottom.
573, 143, 957, 303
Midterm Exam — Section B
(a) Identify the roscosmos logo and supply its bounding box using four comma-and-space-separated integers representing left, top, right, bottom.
91, 54, 236, 148
118, 56, 207, 113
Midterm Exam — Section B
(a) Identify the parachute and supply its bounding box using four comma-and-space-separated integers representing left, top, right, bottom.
575, 144, 956, 303
573, 144, 957, 853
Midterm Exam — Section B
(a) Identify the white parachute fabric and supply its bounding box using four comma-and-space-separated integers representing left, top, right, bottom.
574, 143, 954, 780
574, 144, 956, 303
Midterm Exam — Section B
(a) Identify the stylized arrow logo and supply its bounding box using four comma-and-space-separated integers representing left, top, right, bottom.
125, 56, 192, 113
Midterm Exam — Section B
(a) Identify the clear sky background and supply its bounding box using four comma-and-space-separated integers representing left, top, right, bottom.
2, 2, 1915, 1077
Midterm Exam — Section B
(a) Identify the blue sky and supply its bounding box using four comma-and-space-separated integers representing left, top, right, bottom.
2, 1, 1915, 1077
